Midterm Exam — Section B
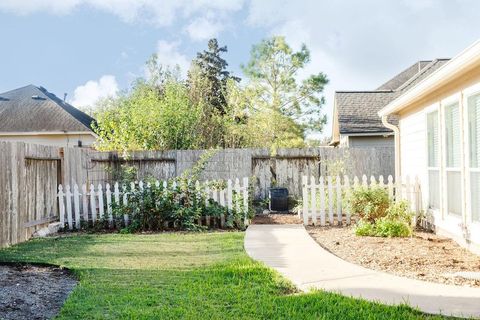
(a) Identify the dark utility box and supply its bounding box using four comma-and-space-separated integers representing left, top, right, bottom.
269, 188, 289, 212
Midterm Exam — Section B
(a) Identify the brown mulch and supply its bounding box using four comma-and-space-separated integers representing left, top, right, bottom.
252, 213, 302, 224
307, 226, 480, 287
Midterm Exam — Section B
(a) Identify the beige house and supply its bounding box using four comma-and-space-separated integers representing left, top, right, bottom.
0, 85, 96, 147
379, 40, 480, 253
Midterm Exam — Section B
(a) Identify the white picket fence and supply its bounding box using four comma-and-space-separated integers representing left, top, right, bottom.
301, 175, 421, 226
57, 177, 249, 230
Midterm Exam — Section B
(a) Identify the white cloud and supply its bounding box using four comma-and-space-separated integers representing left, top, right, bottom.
185, 15, 222, 41
0, 0, 245, 27
70, 75, 119, 108
246, 0, 480, 137
149, 40, 191, 78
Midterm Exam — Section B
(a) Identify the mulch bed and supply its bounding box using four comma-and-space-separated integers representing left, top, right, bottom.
0, 264, 77, 320
252, 213, 302, 224
307, 226, 480, 287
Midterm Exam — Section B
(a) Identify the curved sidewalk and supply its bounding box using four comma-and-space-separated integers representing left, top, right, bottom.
245, 224, 480, 318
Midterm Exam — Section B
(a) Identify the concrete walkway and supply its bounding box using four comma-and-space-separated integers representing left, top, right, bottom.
245, 224, 480, 318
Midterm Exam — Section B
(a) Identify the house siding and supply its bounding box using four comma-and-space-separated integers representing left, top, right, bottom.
348, 135, 394, 148
0, 133, 96, 148
397, 69, 480, 254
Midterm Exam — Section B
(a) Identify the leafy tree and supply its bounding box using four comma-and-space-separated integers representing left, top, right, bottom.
93, 80, 202, 153
241, 36, 328, 148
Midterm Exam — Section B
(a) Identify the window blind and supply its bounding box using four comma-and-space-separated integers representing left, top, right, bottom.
445, 103, 460, 168
468, 94, 480, 168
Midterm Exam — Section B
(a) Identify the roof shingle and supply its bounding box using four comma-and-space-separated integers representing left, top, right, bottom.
336, 59, 450, 135
0, 85, 96, 133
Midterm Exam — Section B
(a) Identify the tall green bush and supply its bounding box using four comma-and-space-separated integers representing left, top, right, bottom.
348, 186, 414, 238
347, 186, 390, 223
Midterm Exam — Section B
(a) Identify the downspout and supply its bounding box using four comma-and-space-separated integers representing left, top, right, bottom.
381, 115, 400, 181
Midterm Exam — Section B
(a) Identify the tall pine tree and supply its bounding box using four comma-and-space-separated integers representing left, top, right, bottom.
188, 39, 240, 115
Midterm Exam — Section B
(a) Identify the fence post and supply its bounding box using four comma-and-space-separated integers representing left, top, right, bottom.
302, 176, 308, 220
226, 179, 233, 227
81, 184, 88, 223
106, 183, 113, 225
73, 184, 81, 230
122, 184, 129, 226
387, 175, 394, 200
309, 175, 316, 226
242, 177, 249, 225
195, 180, 201, 226
58, 185, 65, 228
205, 180, 211, 227
97, 184, 104, 219
327, 176, 334, 225
319, 176, 326, 226
89, 184, 97, 224
65, 185, 73, 230
220, 183, 227, 228
343, 176, 351, 225
362, 175, 368, 187
336, 176, 342, 226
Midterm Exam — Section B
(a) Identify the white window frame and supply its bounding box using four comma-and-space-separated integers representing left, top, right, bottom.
424, 103, 441, 213
440, 93, 464, 219
463, 83, 480, 228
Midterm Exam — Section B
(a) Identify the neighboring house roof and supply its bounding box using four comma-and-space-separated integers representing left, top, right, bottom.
335, 90, 399, 134
332, 59, 450, 142
0, 85, 96, 134
379, 40, 480, 116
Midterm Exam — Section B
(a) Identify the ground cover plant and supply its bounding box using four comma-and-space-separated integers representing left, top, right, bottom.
347, 186, 414, 237
0, 233, 452, 319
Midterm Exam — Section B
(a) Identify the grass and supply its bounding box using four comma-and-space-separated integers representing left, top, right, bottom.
0, 232, 452, 319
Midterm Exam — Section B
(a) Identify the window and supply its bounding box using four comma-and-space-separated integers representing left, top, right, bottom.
427, 111, 440, 209
468, 93, 480, 221
444, 102, 462, 216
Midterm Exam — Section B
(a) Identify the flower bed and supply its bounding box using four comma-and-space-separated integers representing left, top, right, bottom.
308, 226, 480, 287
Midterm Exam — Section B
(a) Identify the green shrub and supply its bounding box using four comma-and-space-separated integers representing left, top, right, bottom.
353, 199, 414, 238
354, 220, 375, 236
347, 186, 390, 223
374, 218, 412, 237
385, 200, 413, 225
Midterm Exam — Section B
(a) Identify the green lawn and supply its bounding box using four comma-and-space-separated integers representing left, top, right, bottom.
0, 232, 450, 319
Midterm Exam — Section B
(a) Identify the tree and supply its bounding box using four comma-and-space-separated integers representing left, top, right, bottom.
188, 38, 240, 115
93, 80, 202, 153
241, 36, 328, 149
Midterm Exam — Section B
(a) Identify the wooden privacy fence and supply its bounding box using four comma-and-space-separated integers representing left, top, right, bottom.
57, 177, 249, 230
301, 175, 421, 226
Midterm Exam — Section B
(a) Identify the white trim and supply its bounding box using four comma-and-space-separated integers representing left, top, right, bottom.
0, 131, 97, 137
378, 40, 480, 116
341, 132, 394, 137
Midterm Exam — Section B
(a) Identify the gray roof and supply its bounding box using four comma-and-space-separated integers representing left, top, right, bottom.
0, 85, 96, 133
336, 59, 450, 135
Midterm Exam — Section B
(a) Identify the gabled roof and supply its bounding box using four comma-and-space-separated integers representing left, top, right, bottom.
379, 40, 480, 117
334, 59, 450, 136
0, 85, 96, 133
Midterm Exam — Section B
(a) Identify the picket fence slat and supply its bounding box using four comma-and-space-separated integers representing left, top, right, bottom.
301, 175, 422, 227
58, 177, 249, 230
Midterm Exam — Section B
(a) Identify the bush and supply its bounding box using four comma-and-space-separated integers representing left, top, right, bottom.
353, 200, 414, 238
354, 220, 376, 236
374, 218, 412, 237
347, 186, 390, 223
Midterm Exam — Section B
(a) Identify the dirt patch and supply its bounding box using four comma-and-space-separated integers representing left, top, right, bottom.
252, 213, 302, 224
0, 264, 77, 320
307, 226, 480, 287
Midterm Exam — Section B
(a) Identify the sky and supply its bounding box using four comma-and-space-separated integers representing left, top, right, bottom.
1, 0, 480, 138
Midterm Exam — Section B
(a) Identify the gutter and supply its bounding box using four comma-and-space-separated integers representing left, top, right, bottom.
381, 116, 400, 181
